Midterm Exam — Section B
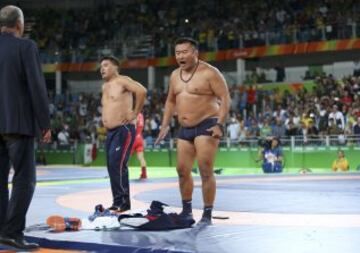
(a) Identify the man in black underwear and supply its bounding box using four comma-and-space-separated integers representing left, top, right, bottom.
155, 37, 230, 225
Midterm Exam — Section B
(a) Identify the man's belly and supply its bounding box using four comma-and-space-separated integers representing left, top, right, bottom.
175, 93, 219, 127
102, 106, 130, 129
177, 106, 219, 127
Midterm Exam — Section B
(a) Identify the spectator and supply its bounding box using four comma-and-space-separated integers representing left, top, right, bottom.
57, 126, 70, 146
286, 121, 300, 137
227, 117, 240, 145
332, 150, 349, 172
260, 137, 283, 173
328, 104, 345, 130
271, 117, 286, 138
354, 117, 360, 135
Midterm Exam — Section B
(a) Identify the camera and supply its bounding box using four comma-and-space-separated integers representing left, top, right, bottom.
258, 138, 272, 149
258, 137, 281, 149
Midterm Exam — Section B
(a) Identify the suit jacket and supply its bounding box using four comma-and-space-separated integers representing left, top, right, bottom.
0, 32, 50, 137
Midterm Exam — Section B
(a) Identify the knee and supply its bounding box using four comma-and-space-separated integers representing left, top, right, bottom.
177, 165, 191, 180
199, 170, 214, 182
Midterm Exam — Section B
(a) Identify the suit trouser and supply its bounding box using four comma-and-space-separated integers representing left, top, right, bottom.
0, 134, 36, 238
106, 125, 135, 210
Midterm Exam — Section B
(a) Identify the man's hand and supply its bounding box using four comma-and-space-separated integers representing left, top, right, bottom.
155, 126, 169, 145
207, 125, 223, 139
42, 129, 52, 143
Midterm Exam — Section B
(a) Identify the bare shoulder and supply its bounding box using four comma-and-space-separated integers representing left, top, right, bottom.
111, 75, 137, 87
169, 68, 180, 83
199, 61, 223, 78
117, 75, 133, 83
170, 68, 179, 78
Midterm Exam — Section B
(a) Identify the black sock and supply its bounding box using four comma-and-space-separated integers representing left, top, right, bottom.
181, 199, 192, 215
202, 206, 213, 220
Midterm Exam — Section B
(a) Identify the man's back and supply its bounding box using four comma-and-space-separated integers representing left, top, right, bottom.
0, 32, 49, 136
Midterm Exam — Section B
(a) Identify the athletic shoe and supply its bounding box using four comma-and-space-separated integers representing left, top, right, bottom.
179, 212, 194, 222
108, 205, 129, 213
196, 217, 212, 227
139, 174, 147, 180
82, 216, 120, 230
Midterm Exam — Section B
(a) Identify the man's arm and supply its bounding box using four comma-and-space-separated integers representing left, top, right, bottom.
208, 67, 231, 138
155, 72, 176, 144
122, 76, 147, 119
22, 40, 51, 142
209, 67, 230, 125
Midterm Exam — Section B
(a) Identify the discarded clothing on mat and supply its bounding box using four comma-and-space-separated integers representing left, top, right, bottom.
119, 200, 195, 230
82, 204, 120, 230
82, 216, 120, 230
88, 204, 118, 221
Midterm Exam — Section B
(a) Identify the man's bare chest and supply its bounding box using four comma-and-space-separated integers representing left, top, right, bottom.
174, 78, 212, 96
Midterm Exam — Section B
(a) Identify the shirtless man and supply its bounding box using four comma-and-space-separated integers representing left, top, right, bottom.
100, 56, 147, 212
155, 38, 230, 225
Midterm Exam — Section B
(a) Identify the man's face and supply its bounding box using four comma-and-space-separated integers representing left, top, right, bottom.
175, 42, 198, 70
271, 139, 278, 148
338, 151, 344, 158
100, 60, 117, 80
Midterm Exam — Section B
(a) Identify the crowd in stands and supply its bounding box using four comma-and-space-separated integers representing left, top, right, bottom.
226, 73, 360, 146
47, 73, 360, 149
22, 0, 360, 62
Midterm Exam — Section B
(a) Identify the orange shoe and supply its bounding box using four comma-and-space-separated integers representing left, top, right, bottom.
46, 215, 81, 232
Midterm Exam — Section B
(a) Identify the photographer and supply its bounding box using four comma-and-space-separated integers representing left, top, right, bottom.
259, 137, 283, 173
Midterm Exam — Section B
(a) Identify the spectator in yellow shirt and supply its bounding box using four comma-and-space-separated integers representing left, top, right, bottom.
96, 122, 107, 143
332, 150, 349, 172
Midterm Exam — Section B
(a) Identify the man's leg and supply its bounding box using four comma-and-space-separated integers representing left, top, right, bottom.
0, 135, 38, 250
176, 139, 196, 217
194, 136, 219, 223
1, 135, 36, 238
0, 136, 11, 232
107, 126, 135, 211
137, 151, 147, 179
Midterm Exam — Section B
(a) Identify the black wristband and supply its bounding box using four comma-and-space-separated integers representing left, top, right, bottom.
215, 123, 225, 135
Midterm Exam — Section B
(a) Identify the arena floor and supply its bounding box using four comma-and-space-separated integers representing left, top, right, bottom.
1, 167, 360, 253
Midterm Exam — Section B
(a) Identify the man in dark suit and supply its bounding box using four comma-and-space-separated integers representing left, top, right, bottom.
0, 5, 51, 250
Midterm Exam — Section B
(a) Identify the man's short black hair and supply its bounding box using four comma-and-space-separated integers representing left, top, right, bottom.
174, 37, 199, 50
100, 55, 120, 68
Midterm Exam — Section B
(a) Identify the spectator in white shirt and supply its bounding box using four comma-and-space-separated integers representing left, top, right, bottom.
328, 104, 345, 130
227, 117, 240, 144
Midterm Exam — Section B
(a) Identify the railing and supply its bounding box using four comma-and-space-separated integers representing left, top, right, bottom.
36, 135, 360, 152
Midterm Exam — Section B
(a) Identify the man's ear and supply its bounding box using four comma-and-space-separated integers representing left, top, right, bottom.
16, 19, 24, 36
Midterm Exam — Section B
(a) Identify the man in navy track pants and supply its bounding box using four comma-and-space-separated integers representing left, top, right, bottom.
100, 56, 146, 212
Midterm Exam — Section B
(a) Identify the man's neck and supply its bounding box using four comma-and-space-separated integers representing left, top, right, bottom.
183, 59, 199, 73
1, 27, 20, 37
106, 73, 120, 82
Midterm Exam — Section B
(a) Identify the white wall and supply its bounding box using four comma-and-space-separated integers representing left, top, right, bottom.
68, 80, 102, 94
